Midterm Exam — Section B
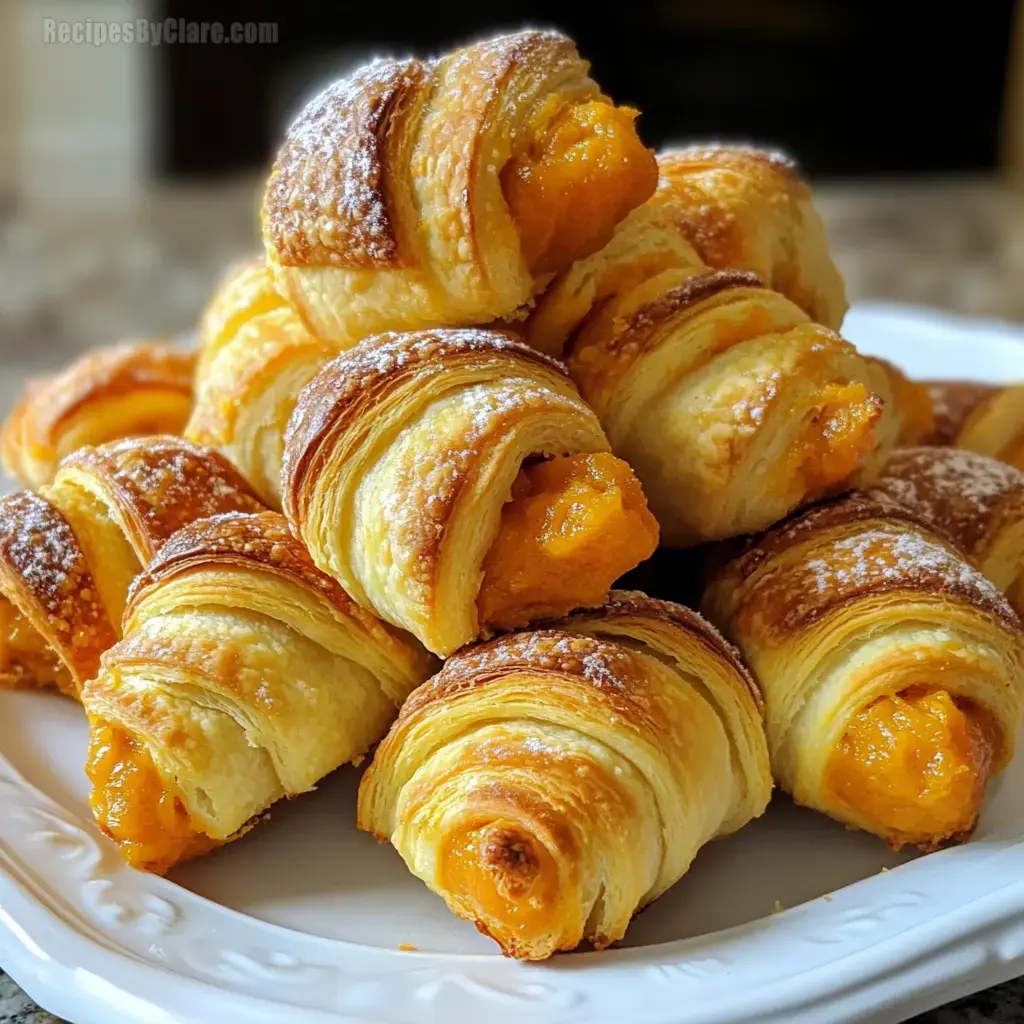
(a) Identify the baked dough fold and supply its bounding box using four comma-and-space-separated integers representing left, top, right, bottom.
187, 261, 339, 508
0, 437, 263, 695
703, 493, 1024, 849
2, 342, 195, 489
262, 30, 656, 344
82, 511, 435, 873
283, 327, 657, 655
358, 591, 771, 959
869, 447, 1024, 616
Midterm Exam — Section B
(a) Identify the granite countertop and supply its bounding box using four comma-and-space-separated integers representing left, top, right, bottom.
1, 175, 1023, 1024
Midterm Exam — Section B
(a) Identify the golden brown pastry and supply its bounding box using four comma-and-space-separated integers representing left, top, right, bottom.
0, 437, 263, 696
262, 30, 657, 345
571, 270, 893, 546
195, 257, 289, 378
525, 144, 846, 356
358, 591, 771, 960
1, 342, 195, 489
82, 511, 435, 874
187, 261, 339, 508
923, 381, 1024, 469
703, 493, 1024, 851
517, 147, 889, 545
283, 327, 659, 656
869, 447, 1024, 615
866, 358, 937, 446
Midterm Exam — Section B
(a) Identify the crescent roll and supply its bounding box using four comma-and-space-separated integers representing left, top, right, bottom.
870, 447, 1024, 615
262, 30, 657, 345
525, 144, 846, 357
1, 342, 195, 489
703, 493, 1024, 850
358, 591, 771, 960
187, 261, 339, 508
82, 511, 435, 874
924, 381, 1024, 469
283, 328, 659, 655
571, 269, 894, 545
0, 437, 263, 696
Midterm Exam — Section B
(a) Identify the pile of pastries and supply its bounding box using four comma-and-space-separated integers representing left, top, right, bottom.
2, 30, 1024, 962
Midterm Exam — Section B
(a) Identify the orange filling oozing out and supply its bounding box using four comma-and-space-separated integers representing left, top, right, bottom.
827, 688, 996, 849
86, 722, 216, 875
0, 600, 72, 693
795, 382, 880, 495
478, 452, 659, 631
502, 99, 658, 276
440, 820, 561, 947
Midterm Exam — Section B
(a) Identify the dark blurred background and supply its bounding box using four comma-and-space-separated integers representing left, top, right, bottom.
159, 0, 1019, 182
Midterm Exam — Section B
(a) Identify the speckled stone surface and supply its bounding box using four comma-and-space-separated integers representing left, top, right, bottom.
1, 176, 1024, 1023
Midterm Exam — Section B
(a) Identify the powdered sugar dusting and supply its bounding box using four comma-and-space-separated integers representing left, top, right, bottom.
924, 381, 998, 445
0, 489, 116, 681
791, 523, 1015, 627
60, 437, 264, 560
870, 447, 1024, 556
265, 57, 425, 269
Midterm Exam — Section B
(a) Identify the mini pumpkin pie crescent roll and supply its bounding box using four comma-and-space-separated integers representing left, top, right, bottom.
358, 591, 771, 960
525, 144, 847, 357
869, 447, 1024, 616
283, 328, 658, 656
82, 511, 435, 875
187, 261, 340, 509
263, 30, 657, 345
1, 341, 196, 489
702, 493, 1024, 851
565, 269, 896, 546
0, 437, 263, 696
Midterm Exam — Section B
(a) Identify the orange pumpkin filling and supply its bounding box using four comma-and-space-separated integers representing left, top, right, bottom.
440, 820, 561, 945
0, 600, 72, 693
86, 722, 215, 874
795, 382, 880, 495
828, 688, 996, 848
502, 99, 657, 276
478, 452, 659, 630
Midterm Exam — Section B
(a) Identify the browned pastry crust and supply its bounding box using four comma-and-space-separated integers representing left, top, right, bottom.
263, 30, 653, 345
359, 590, 771, 959
1, 342, 196, 489
702, 491, 1024, 849
869, 447, 1024, 614
282, 326, 615, 654
0, 437, 264, 696
652, 144, 847, 329
923, 381, 1002, 446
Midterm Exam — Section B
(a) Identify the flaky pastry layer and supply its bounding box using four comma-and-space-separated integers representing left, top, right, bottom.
358, 590, 771, 959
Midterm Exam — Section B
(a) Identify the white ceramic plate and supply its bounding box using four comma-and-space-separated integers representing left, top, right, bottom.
2, 301, 1024, 1024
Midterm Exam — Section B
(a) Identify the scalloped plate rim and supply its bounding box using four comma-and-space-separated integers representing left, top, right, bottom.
2, 299, 1024, 1024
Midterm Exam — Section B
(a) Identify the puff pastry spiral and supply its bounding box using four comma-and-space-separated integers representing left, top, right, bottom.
262, 30, 657, 345
0, 437, 263, 696
525, 144, 847, 357
82, 511, 435, 874
358, 591, 771, 959
187, 260, 339, 508
870, 447, 1024, 616
283, 327, 659, 655
1, 341, 195, 489
520, 148, 888, 545
703, 493, 1024, 850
